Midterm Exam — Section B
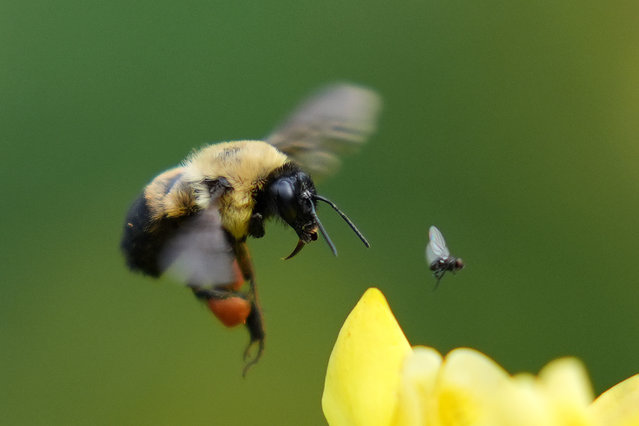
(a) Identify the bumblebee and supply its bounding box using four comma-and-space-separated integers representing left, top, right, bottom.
121, 84, 381, 374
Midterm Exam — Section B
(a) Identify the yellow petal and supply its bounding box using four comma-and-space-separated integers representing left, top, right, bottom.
490, 360, 594, 426
322, 288, 412, 426
590, 374, 639, 426
392, 346, 443, 426
492, 374, 559, 426
434, 348, 510, 426
539, 358, 594, 406
537, 357, 594, 425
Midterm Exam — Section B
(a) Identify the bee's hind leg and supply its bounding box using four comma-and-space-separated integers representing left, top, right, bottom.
190, 285, 239, 301
232, 241, 265, 376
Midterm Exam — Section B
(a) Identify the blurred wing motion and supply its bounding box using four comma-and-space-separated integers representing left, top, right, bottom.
266, 83, 382, 179
160, 205, 238, 287
426, 225, 449, 264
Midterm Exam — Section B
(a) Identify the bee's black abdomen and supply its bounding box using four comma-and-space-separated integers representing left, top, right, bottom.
121, 193, 159, 276
121, 193, 180, 277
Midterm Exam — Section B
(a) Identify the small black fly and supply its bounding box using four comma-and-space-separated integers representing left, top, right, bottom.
426, 225, 464, 289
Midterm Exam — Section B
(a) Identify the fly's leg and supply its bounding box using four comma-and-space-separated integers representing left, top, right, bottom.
433, 270, 445, 291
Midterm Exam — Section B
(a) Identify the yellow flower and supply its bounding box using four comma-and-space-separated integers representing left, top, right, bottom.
322, 287, 412, 426
590, 374, 639, 426
322, 288, 639, 426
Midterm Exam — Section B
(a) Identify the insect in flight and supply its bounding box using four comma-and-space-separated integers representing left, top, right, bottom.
426, 225, 464, 289
121, 84, 381, 374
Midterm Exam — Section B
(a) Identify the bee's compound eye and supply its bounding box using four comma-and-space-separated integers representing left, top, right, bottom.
271, 179, 294, 202
207, 297, 251, 327
270, 178, 297, 222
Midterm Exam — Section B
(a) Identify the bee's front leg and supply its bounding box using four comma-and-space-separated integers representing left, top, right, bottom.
248, 213, 265, 238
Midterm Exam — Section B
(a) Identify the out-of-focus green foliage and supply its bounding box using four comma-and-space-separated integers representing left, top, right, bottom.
2, 1, 638, 424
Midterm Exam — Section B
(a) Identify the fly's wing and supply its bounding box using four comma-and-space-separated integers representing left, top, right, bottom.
426, 242, 439, 265
160, 205, 238, 288
428, 226, 450, 260
265, 83, 382, 179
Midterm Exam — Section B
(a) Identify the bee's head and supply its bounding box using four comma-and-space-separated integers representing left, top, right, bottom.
266, 167, 369, 259
269, 171, 319, 247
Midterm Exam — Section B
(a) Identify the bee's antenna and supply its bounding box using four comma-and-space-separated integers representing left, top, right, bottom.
313, 195, 370, 248
310, 203, 338, 256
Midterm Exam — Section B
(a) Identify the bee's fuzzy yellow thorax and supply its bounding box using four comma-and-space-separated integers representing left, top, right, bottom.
183, 140, 289, 238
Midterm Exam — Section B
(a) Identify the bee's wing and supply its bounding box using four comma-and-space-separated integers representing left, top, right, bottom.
160, 206, 239, 287
428, 226, 450, 259
265, 83, 382, 179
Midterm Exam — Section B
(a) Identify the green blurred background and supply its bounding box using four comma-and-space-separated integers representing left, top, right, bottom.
2, 0, 639, 424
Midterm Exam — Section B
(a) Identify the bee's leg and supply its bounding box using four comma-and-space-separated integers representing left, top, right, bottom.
248, 213, 265, 238
241, 297, 265, 376
233, 241, 265, 376
189, 286, 237, 301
